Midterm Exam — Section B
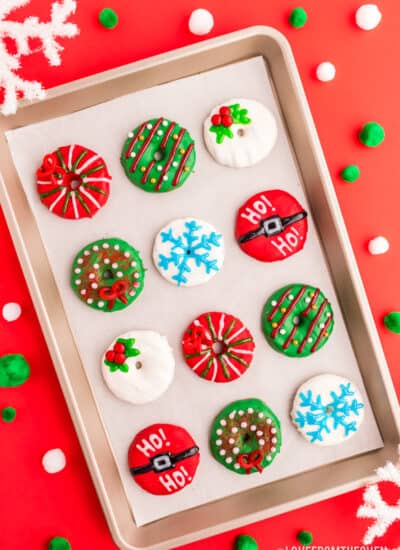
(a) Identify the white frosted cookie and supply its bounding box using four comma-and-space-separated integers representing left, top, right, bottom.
203, 98, 277, 168
153, 217, 224, 287
102, 331, 175, 404
291, 374, 365, 446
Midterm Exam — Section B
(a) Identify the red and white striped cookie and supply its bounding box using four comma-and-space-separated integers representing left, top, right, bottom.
36, 144, 111, 220
182, 312, 255, 383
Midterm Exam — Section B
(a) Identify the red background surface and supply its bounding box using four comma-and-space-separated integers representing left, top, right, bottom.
1, 1, 399, 548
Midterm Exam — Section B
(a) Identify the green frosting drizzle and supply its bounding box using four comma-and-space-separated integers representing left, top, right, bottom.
384, 312, 400, 334
341, 165, 360, 182
297, 530, 313, 545
48, 536, 72, 550
236, 534, 259, 550
0, 354, 30, 387
359, 122, 385, 147
210, 398, 282, 475
1, 406, 16, 422
289, 7, 308, 28
98, 8, 119, 29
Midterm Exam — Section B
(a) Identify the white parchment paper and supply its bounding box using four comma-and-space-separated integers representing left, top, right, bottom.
6, 57, 382, 526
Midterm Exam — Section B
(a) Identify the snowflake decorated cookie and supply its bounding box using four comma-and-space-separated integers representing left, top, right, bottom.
128, 423, 200, 495
153, 218, 224, 287
262, 283, 334, 357
203, 99, 277, 168
120, 118, 196, 192
235, 190, 308, 262
36, 145, 111, 219
291, 374, 365, 445
182, 312, 255, 383
210, 398, 281, 475
71, 238, 145, 312
102, 331, 175, 404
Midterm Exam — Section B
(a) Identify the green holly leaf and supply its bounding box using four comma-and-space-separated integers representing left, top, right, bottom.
229, 103, 251, 125
117, 337, 141, 357
210, 125, 234, 144
119, 363, 129, 373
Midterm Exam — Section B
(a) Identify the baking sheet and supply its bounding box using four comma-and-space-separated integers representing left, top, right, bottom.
5, 56, 383, 526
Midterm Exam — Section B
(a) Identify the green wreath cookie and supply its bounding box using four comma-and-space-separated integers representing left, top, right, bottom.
210, 398, 281, 475
262, 283, 334, 357
70, 238, 145, 312
120, 118, 196, 193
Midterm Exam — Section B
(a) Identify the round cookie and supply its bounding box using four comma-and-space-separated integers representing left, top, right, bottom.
128, 423, 200, 495
153, 218, 224, 287
203, 99, 277, 168
291, 374, 365, 445
182, 311, 255, 383
71, 238, 145, 312
120, 118, 196, 192
102, 331, 175, 404
262, 284, 334, 357
235, 189, 308, 262
210, 398, 281, 475
36, 144, 111, 219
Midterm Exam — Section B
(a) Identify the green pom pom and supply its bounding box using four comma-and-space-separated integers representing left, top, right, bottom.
359, 122, 385, 147
1, 406, 16, 422
0, 354, 30, 387
48, 536, 71, 550
297, 530, 313, 545
384, 312, 400, 334
236, 534, 258, 550
289, 7, 308, 28
340, 165, 360, 182
98, 8, 119, 29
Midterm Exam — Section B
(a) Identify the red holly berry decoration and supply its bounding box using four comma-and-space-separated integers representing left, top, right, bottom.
219, 106, 231, 116
104, 338, 140, 373
222, 115, 233, 127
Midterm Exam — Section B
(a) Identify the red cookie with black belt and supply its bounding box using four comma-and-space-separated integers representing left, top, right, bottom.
128, 423, 200, 495
235, 189, 308, 262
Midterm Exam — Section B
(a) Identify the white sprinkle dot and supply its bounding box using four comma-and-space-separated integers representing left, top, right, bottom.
74, 268, 81, 274
267, 454, 272, 461
319, 323, 325, 329
258, 439, 265, 446
238, 410, 244, 416
84, 250, 90, 256
289, 294, 294, 300
240, 422, 247, 428
162, 120, 168, 127
247, 408, 254, 414
114, 244, 120, 250
308, 337, 313, 343
216, 439, 222, 446
229, 412, 235, 419
75, 279, 81, 285
128, 132, 133, 138
91, 283, 98, 289
116, 271, 123, 278
279, 328, 286, 335
316, 62, 336, 82
250, 425, 257, 431
368, 236, 390, 255
112, 262, 118, 269
98, 301, 104, 307
271, 300, 277, 306
88, 273, 95, 280
258, 412, 264, 418
80, 289, 86, 295
87, 299, 93, 304
220, 419, 227, 426
226, 457, 233, 464
93, 245, 99, 251
130, 152, 136, 158
228, 438, 235, 444
134, 272, 140, 278
172, 161, 178, 167
188, 8, 214, 36
104, 258, 110, 264
42, 448, 66, 474
2, 302, 22, 322
157, 165, 163, 171
256, 430, 263, 436
147, 123, 153, 129
267, 418, 272, 424
219, 449, 226, 456
102, 243, 109, 249
232, 427, 238, 434
163, 175, 168, 181
157, 130, 163, 136
271, 446, 276, 452
77, 258, 83, 264
234, 463, 240, 469
272, 437, 277, 443
233, 447, 239, 455
271, 428, 277, 434
216, 429, 222, 435
93, 263, 99, 269
305, 297, 311, 303
124, 251, 130, 258
355, 4, 382, 30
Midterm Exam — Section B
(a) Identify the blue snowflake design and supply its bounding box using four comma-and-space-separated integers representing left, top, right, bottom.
158, 219, 223, 286
293, 383, 364, 443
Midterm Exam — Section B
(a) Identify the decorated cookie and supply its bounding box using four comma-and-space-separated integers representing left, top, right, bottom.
262, 284, 334, 357
210, 398, 281, 475
120, 118, 196, 193
203, 99, 277, 168
71, 238, 145, 312
153, 218, 224, 287
182, 312, 255, 383
102, 331, 175, 404
36, 145, 111, 219
128, 423, 200, 495
291, 374, 365, 445
235, 190, 308, 262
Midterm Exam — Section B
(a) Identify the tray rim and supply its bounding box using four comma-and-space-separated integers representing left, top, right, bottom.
0, 25, 399, 550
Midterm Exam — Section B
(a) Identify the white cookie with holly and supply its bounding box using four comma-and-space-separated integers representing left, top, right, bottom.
102, 331, 175, 404
203, 99, 278, 168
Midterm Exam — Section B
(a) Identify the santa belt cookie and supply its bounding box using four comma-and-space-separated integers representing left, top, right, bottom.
237, 210, 307, 244
130, 446, 199, 476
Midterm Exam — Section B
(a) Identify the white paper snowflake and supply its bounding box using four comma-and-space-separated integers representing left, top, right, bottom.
0, 0, 78, 115
357, 450, 400, 545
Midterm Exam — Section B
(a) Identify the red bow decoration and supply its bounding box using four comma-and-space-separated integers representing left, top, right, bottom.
183, 326, 212, 354
99, 280, 130, 310
36, 153, 66, 185
237, 450, 265, 474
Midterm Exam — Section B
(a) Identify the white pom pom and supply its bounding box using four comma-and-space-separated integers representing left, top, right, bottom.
355, 4, 382, 30
368, 236, 389, 255
316, 62, 336, 82
42, 448, 66, 473
189, 8, 214, 36
2, 302, 22, 322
